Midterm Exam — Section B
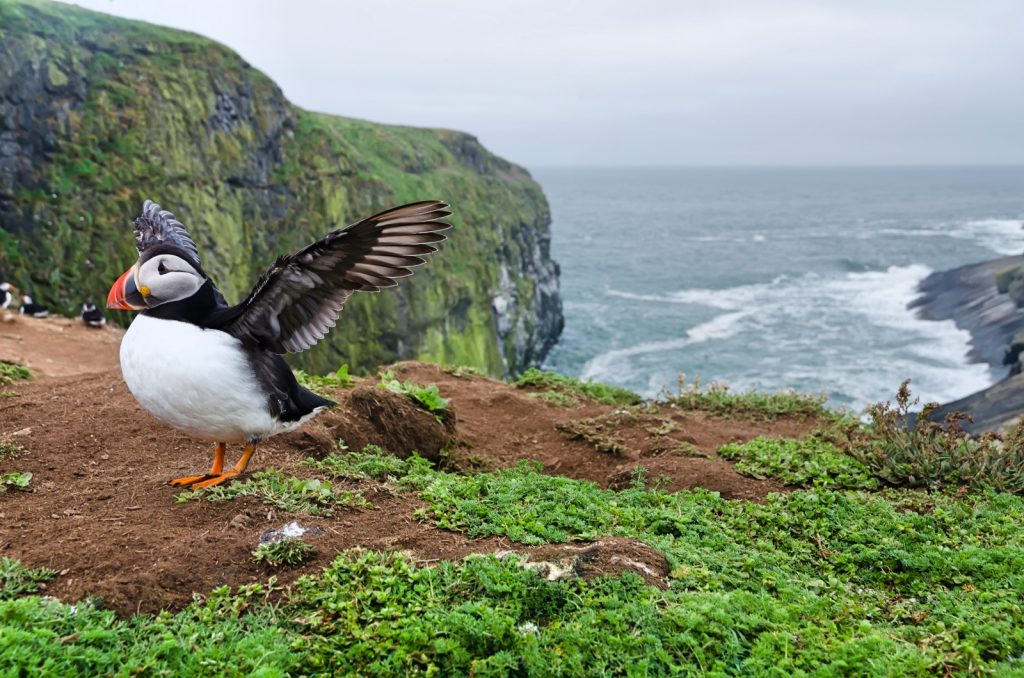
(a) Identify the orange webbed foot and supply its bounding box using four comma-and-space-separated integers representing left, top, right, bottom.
170, 442, 256, 491
169, 474, 216, 487
188, 470, 242, 490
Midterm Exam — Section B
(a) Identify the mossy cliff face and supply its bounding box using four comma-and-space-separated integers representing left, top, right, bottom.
0, 0, 562, 375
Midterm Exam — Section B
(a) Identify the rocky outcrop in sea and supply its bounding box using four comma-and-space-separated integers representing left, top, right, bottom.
911, 255, 1024, 432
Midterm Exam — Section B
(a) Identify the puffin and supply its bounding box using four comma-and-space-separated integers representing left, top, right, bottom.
81, 301, 107, 328
0, 283, 18, 310
19, 295, 49, 318
107, 199, 450, 489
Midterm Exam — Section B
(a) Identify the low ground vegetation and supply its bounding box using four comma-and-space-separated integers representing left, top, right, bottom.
3, 370, 1024, 674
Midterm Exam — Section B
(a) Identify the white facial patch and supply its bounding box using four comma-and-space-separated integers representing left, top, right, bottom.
136, 254, 205, 306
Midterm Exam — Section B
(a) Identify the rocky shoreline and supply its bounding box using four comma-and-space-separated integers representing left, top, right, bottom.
911, 254, 1024, 432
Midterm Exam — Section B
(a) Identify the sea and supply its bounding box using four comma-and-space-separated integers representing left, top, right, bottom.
534, 166, 1024, 410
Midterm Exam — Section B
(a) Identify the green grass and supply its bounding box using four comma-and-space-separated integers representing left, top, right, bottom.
293, 364, 353, 394
719, 436, 879, 490
0, 362, 31, 386
0, 558, 55, 599
6, 450, 1024, 674
668, 375, 829, 420
379, 370, 449, 417
252, 539, 315, 568
307, 443, 434, 487
175, 469, 369, 515
514, 368, 643, 406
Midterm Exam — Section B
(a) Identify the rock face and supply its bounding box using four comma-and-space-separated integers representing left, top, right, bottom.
0, 0, 562, 376
911, 255, 1024, 432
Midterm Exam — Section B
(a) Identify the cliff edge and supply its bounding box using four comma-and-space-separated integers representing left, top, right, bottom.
0, 0, 563, 375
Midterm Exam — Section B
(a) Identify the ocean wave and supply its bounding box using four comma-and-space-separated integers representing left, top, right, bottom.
586, 264, 992, 407
951, 218, 1024, 256
580, 310, 750, 382
879, 218, 1024, 256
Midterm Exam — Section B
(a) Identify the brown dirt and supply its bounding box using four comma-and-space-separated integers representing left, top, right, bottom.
0, 319, 821, 615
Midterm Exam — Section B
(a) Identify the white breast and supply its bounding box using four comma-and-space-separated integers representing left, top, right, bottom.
119, 314, 281, 443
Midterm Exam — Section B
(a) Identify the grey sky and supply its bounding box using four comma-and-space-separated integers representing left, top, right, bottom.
59, 0, 1024, 167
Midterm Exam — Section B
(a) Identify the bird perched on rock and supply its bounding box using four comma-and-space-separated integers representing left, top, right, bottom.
0, 283, 18, 310
19, 295, 48, 318
81, 301, 106, 328
108, 199, 450, 488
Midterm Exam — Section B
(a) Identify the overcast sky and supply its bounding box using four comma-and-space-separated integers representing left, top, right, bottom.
59, 0, 1024, 167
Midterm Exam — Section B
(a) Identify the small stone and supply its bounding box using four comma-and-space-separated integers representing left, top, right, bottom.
229, 513, 249, 530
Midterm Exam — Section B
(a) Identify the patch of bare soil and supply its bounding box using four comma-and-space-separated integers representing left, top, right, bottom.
0, 323, 821, 615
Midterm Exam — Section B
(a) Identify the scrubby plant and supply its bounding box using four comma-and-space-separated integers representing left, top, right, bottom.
293, 364, 352, 393
852, 380, 1024, 494
719, 437, 878, 489
525, 389, 576, 407
514, 368, 643, 406
441, 364, 484, 379
0, 362, 30, 385
668, 374, 828, 421
0, 471, 30, 494
253, 539, 315, 568
379, 370, 448, 418
0, 558, 55, 599
0, 441, 23, 461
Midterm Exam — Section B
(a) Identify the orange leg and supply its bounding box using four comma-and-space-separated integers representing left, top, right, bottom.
188, 443, 257, 489
170, 442, 226, 487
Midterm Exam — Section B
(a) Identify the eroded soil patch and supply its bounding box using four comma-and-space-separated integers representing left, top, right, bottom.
0, 325, 821, 613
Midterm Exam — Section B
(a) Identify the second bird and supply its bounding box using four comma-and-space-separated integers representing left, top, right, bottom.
108, 199, 451, 489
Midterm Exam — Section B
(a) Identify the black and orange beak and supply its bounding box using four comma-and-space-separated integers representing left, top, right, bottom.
107, 263, 147, 311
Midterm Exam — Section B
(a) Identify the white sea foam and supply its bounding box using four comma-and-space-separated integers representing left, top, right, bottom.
951, 218, 1024, 255
879, 218, 1024, 256
580, 311, 750, 382
589, 265, 993, 408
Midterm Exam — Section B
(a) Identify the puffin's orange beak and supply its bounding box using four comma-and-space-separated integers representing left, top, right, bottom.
107, 264, 146, 310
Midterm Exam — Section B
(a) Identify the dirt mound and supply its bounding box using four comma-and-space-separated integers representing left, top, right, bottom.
0, 321, 821, 615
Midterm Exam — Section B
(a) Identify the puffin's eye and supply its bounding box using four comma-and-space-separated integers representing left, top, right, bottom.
157, 261, 168, 275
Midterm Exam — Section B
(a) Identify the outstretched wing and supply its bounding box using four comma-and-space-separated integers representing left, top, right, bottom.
217, 200, 451, 353
134, 200, 201, 266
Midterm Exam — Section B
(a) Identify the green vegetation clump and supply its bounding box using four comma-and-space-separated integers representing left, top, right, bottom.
514, 368, 642, 406
850, 381, 1024, 494
0, 558, 55, 599
293, 364, 352, 393
379, 371, 449, 417
0, 441, 23, 461
719, 436, 878, 489
0, 581, 299, 674
253, 539, 315, 568
669, 374, 828, 420
0, 471, 31, 494
175, 469, 369, 515
308, 444, 434, 488
0, 362, 31, 386
4, 446, 1024, 673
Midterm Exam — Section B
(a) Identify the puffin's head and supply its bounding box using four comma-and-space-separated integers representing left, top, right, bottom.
107, 248, 207, 311
107, 201, 206, 311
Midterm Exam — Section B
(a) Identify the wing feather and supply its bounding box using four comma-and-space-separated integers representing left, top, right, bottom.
219, 201, 451, 353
